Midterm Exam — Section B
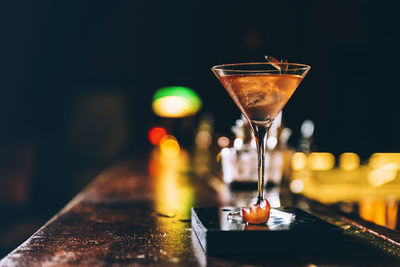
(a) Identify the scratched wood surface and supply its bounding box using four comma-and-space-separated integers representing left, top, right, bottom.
1, 160, 399, 266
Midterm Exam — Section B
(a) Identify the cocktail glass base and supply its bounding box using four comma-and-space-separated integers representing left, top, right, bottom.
226, 208, 295, 228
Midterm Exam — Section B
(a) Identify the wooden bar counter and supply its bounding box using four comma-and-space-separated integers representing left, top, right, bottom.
1, 155, 400, 266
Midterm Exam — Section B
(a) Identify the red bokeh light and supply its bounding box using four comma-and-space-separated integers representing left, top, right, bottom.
148, 127, 167, 145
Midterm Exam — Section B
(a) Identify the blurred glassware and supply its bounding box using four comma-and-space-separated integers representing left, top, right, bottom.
222, 116, 258, 185
220, 112, 293, 187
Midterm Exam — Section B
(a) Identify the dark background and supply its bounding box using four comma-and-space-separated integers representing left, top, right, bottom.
1, 0, 400, 257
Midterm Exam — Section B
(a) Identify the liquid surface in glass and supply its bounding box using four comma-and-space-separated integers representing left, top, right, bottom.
218, 74, 302, 123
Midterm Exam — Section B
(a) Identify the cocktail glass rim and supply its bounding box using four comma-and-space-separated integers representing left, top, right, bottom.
211, 62, 310, 74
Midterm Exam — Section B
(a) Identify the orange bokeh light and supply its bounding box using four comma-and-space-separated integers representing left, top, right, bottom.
148, 127, 167, 145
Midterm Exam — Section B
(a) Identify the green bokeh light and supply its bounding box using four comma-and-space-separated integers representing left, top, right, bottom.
152, 86, 202, 117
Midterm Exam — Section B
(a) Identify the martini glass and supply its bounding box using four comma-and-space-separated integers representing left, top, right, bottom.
212, 62, 310, 223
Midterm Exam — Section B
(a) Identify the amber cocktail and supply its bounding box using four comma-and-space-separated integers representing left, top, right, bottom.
212, 62, 310, 223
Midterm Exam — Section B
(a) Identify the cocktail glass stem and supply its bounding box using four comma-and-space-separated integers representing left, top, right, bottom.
252, 122, 272, 205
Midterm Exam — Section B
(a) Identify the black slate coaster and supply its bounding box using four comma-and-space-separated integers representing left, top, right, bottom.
191, 207, 342, 255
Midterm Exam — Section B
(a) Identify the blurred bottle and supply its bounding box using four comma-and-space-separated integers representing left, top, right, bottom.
266, 112, 294, 186
193, 113, 214, 176
297, 119, 315, 153
279, 127, 295, 181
